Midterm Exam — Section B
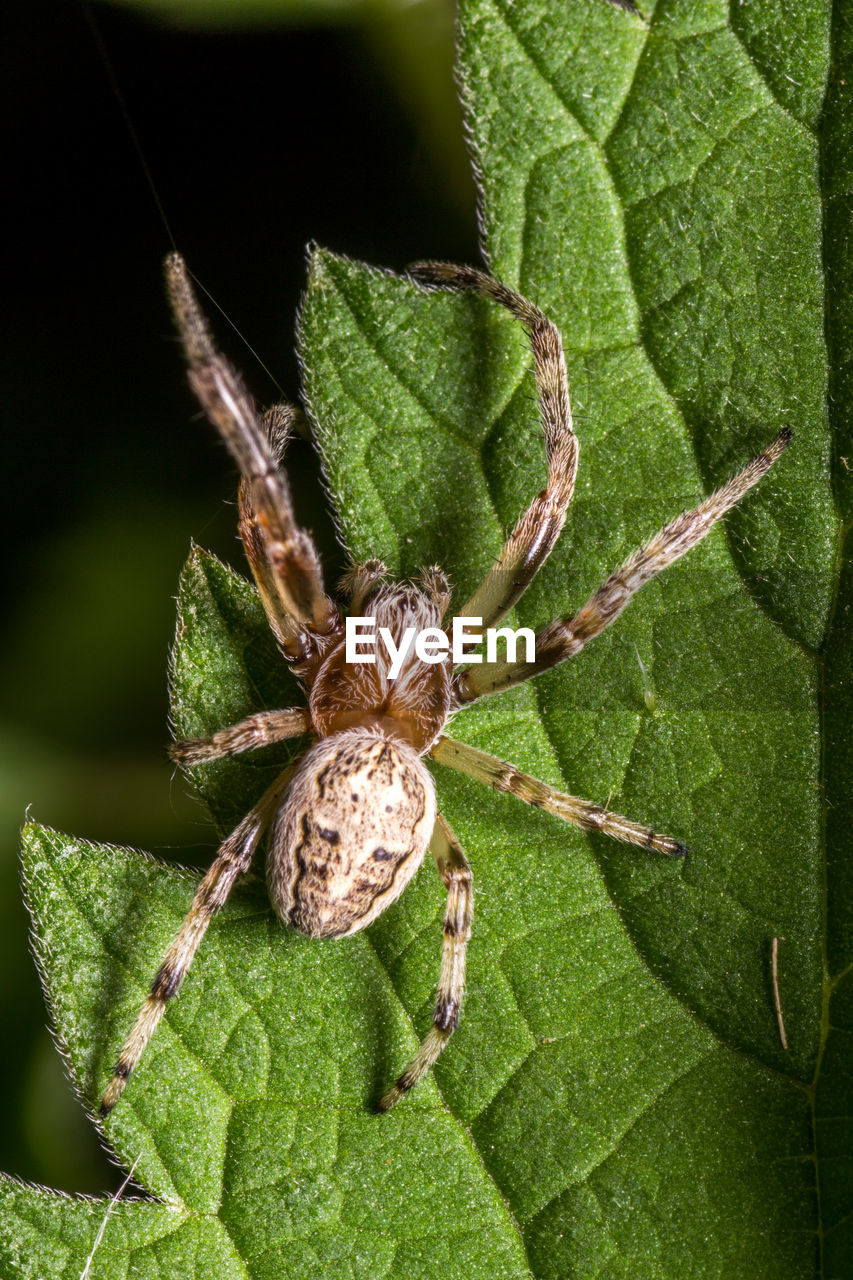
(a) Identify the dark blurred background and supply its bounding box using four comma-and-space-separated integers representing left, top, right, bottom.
2, 0, 477, 1192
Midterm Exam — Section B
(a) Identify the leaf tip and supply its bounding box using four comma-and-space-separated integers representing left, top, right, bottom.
20, 817, 53, 862
305, 241, 336, 287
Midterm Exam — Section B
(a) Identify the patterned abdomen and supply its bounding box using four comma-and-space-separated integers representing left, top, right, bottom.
268, 728, 436, 938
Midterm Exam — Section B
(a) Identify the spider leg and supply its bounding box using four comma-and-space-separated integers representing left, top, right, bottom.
338, 559, 388, 613
378, 812, 472, 1110
170, 706, 312, 765
99, 767, 292, 1116
431, 736, 686, 857
165, 254, 338, 660
410, 262, 578, 636
455, 428, 792, 702
418, 566, 452, 619
237, 404, 313, 654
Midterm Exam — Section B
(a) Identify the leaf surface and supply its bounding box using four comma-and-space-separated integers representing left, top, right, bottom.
3, 1, 850, 1277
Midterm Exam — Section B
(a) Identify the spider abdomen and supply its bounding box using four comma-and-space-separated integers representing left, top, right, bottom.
268, 728, 436, 939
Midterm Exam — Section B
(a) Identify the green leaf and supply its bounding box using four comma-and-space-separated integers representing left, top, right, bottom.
4, 1, 851, 1277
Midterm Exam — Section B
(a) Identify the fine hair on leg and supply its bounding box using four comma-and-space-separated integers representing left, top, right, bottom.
170, 707, 312, 765
379, 812, 473, 1110
165, 254, 337, 652
99, 768, 293, 1116
237, 404, 308, 654
410, 261, 579, 636
456, 427, 792, 702
431, 736, 687, 857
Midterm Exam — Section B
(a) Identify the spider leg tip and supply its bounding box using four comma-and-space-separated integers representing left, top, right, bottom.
163, 250, 189, 291
376, 1082, 406, 1113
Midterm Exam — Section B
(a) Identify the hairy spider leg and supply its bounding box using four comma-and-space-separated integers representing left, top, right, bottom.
455, 427, 792, 701
430, 735, 687, 857
379, 813, 473, 1110
237, 403, 311, 654
170, 706, 312, 765
99, 768, 294, 1116
409, 262, 579, 637
165, 254, 337, 659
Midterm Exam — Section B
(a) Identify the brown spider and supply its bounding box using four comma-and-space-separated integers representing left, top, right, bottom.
99, 254, 790, 1117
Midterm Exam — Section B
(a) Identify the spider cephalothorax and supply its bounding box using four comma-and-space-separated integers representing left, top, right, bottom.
99, 253, 790, 1117
308, 576, 453, 747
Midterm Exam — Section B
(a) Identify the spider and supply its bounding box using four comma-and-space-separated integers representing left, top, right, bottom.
99, 253, 790, 1117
